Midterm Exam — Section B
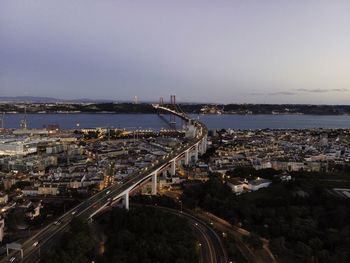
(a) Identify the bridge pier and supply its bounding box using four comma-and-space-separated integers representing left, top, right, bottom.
199, 141, 203, 155
184, 150, 189, 165
203, 136, 208, 153
151, 172, 157, 195
122, 191, 129, 210
200, 139, 206, 155
194, 144, 199, 162
170, 160, 176, 176
162, 170, 167, 178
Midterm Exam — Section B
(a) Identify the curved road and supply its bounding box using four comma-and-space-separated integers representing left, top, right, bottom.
151, 206, 227, 263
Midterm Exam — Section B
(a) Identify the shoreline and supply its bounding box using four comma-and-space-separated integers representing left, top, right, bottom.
2, 112, 350, 116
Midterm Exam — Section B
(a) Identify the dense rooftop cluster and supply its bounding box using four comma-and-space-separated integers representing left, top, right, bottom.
208, 129, 350, 175
0, 127, 187, 243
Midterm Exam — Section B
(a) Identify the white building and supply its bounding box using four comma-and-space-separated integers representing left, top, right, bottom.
226, 178, 248, 195
26, 202, 42, 219
275, 172, 292, 182
0, 193, 8, 205
22, 187, 39, 196
248, 178, 272, 191
0, 138, 38, 156
38, 185, 59, 196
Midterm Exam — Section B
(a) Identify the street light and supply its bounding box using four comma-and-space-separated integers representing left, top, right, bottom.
175, 197, 183, 212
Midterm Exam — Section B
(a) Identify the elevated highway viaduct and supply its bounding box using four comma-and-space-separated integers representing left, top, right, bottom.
2, 105, 208, 263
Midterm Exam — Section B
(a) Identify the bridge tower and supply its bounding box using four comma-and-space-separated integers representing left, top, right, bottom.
158, 97, 164, 116
169, 95, 176, 127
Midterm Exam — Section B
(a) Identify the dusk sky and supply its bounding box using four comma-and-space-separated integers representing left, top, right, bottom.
1, 0, 350, 104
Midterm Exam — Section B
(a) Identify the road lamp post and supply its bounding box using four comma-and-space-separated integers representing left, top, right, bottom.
176, 197, 182, 212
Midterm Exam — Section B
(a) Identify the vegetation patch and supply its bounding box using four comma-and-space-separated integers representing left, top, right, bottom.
43, 206, 198, 263
182, 173, 350, 263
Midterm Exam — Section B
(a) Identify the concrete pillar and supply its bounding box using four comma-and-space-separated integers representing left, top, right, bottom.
194, 144, 199, 162
184, 150, 189, 165
170, 160, 176, 176
122, 191, 129, 210
199, 141, 204, 155
151, 172, 157, 195
162, 170, 167, 178
200, 139, 206, 154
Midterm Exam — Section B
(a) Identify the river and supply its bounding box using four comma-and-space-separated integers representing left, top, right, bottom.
2, 113, 350, 130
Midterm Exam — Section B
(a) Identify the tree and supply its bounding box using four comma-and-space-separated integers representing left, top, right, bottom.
243, 233, 263, 249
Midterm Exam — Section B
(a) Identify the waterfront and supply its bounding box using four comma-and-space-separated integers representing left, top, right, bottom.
2, 113, 350, 130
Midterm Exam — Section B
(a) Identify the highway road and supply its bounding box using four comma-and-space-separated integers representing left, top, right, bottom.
1, 106, 208, 263
150, 206, 227, 263
196, 210, 276, 263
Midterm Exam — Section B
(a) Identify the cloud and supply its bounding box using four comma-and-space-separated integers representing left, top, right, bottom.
269, 91, 297, 96
252, 88, 348, 97
296, 88, 348, 93
251, 91, 296, 96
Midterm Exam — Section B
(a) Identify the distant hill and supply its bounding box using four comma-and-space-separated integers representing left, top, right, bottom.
1, 98, 350, 115
0, 96, 115, 103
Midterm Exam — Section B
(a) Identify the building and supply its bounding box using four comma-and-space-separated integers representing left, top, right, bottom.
248, 178, 272, 191
0, 193, 8, 205
275, 172, 292, 182
226, 178, 248, 194
185, 124, 197, 139
26, 201, 42, 219
0, 217, 4, 242
38, 185, 59, 196
0, 138, 38, 155
22, 187, 39, 196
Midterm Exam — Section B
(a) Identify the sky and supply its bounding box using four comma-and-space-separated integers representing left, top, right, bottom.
1, 0, 350, 104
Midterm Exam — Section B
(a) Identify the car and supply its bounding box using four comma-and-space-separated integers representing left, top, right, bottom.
53, 220, 61, 226
106, 190, 110, 195
32, 241, 39, 247
71, 211, 76, 215
9, 257, 15, 262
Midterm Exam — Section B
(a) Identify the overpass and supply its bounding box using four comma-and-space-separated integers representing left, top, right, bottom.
2, 105, 208, 263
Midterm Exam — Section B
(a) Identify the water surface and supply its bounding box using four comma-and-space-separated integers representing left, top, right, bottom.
2, 113, 350, 130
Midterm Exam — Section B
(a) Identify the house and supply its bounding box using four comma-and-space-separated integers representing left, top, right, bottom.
248, 178, 272, 191
22, 186, 39, 196
275, 172, 292, 182
26, 201, 42, 220
226, 178, 248, 195
38, 185, 59, 196
0, 193, 8, 205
